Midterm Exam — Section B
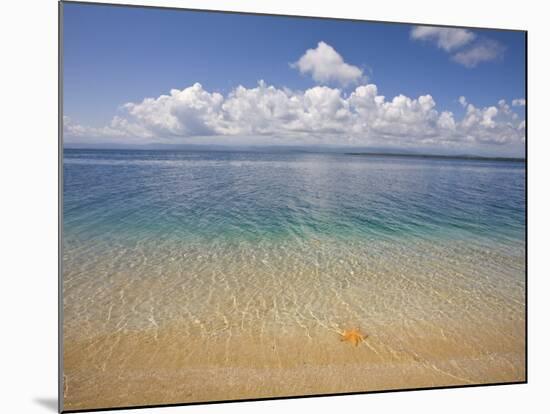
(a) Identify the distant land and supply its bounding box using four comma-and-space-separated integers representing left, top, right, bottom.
344, 152, 525, 162
63, 143, 419, 154
63, 143, 525, 162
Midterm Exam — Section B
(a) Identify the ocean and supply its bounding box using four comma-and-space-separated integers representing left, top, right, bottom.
62, 148, 526, 410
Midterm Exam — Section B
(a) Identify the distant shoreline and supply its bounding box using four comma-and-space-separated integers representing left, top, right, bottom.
344, 152, 525, 162
63, 146, 525, 163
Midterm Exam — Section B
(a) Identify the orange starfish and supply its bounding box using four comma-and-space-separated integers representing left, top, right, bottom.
340, 328, 367, 346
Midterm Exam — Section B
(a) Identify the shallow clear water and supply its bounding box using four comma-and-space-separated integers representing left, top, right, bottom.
62, 149, 525, 410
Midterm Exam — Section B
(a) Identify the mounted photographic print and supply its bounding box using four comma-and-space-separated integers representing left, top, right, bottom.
60, 1, 526, 412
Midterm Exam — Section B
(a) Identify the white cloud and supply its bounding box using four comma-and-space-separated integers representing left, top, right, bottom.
122, 83, 225, 137
458, 99, 523, 144
291, 41, 363, 86
480, 106, 498, 128
63, 116, 86, 136
63, 115, 152, 140
64, 83, 525, 150
437, 111, 456, 130
458, 96, 467, 107
512, 98, 526, 106
451, 40, 505, 68
410, 26, 475, 51
411, 27, 504, 68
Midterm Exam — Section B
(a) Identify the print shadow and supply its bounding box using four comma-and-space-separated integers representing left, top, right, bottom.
33, 397, 58, 412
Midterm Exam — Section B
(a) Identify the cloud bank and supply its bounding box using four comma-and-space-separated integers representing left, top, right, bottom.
64, 42, 524, 154
64, 80, 525, 149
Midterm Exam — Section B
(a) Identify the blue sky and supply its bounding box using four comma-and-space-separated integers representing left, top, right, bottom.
63, 2, 526, 156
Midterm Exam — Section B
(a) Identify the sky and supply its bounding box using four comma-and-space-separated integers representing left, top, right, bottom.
63, 2, 526, 156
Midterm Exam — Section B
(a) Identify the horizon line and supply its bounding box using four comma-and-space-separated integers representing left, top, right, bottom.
63, 145, 525, 162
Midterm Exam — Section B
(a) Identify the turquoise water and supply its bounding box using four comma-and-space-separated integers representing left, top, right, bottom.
63, 149, 525, 246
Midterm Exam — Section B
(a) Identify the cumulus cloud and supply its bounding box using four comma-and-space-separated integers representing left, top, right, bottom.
122, 84, 225, 137
512, 98, 526, 106
451, 39, 505, 68
410, 26, 476, 51
459, 99, 524, 144
64, 82, 525, 150
291, 41, 363, 86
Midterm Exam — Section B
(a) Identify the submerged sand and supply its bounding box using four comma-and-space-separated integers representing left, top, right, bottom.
62, 237, 525, 410
63, 324, 524, 410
